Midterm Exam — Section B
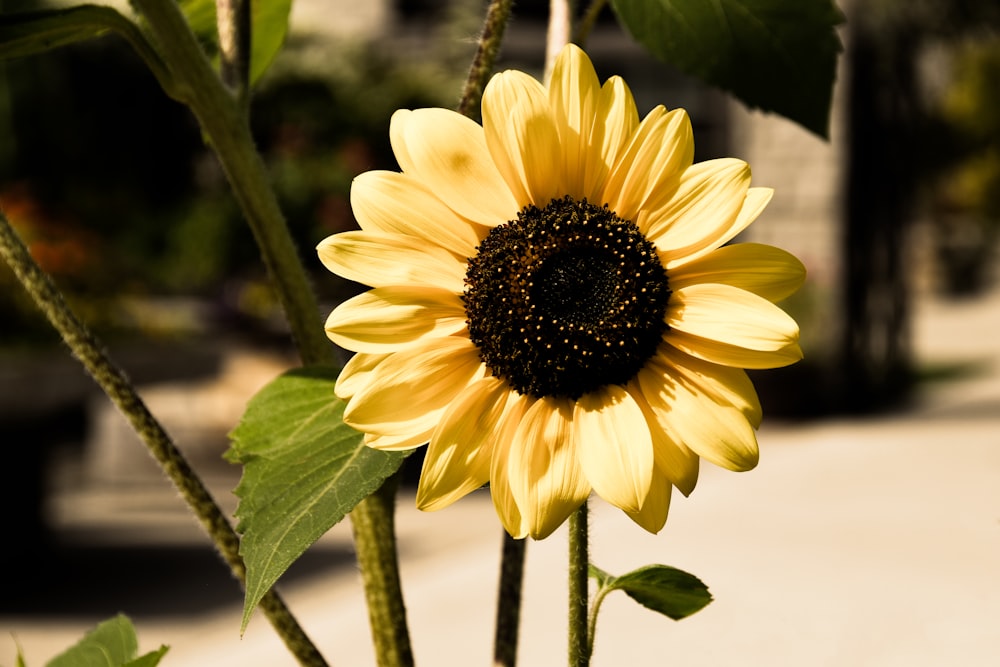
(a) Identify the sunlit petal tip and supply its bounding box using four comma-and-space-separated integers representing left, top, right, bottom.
508, 398, 591, 540
625, 478, 671, 534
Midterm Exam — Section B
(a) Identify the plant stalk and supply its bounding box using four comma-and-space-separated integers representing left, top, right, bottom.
350, 473, 414, 667
493, 533, 527, 667
568, 502, 590, 667
457, 0, 515, 120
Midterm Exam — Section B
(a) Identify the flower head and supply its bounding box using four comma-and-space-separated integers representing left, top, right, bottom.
318, 45, 804, 539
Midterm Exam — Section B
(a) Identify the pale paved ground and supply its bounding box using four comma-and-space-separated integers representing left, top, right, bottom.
3, 286, 999, 666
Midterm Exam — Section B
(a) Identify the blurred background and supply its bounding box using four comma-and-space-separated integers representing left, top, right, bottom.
1, 0, 998, 665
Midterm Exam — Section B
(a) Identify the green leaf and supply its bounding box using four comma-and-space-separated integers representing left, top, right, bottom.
123, 647, 170, 667
179, 0, 292, 85
599, 564, 713, 621
0, 5, 132, 60
45, 614, 167, 667
610, 0, 844, 138
227, 366, 409, 632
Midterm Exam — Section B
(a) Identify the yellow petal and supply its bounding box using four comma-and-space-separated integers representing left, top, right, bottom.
656, 345, 763, 428
490, 393, 533, 539
344, 336, 484, 440
624, 474, 672, 534
643, 159, 752, 267
548, 43, 600, 199
667, 329, 804, 369
638, 363, 760, 472
667, 283, 800, 353
325, 286, 467, 354
389, 107, 517, 225
590, 76, 640, 199
575, 386, 653, 514
335, 352, 389, 400
351, 171, 485, 257
364, 430, 434, 451
317, 231, 466, 293
670, 242, 806, 303
416, 377, 512, 511
507, 397, 591, 539
626, 379, 700, 496
482, 69, 563, 207
605, 107, 693, 223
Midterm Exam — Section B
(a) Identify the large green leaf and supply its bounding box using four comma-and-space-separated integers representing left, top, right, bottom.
179, 0, 292, 85
0, 5, 131, 60
227, 366, 409, 631
610, 0, 844, 138
45, 614, 168, 667
590, 563, 712, 621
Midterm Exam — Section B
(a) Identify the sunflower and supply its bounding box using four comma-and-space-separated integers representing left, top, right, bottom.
318, 44, 804, 539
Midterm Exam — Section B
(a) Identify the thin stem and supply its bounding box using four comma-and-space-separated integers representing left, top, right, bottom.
0, 211, 327, 667
457, 0, 514, 120
545, 0, 573, 83
585, 585, 610, 660
568, 502, 590, 667
493, 533, 527, 667
350, 473, 414, 667
573, 0, 607, 47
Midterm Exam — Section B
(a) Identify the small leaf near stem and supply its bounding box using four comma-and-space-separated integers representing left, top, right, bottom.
568, 502, 590, 667
585, 563, 713, 657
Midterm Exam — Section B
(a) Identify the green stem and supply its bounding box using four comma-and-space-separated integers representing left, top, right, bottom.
493, 533, 527, 667
350, 473, 414, 667
457, 0, 514, 120
568, 502, 590, 667
0, 211, 327, 667
573, 0, 607, 46
585, 585, 610, 660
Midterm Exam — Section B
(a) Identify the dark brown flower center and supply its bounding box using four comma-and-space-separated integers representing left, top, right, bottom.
462, 196, 670, 399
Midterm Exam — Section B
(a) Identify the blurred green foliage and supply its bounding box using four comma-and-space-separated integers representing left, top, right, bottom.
0, 21, 468, 343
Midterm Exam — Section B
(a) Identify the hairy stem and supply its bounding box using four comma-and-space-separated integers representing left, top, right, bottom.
350, 473, 414, 667
0, 211, 327, 667
493, 533, 527, 667
457, 0, 515, 120
568, 502, 590, 667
